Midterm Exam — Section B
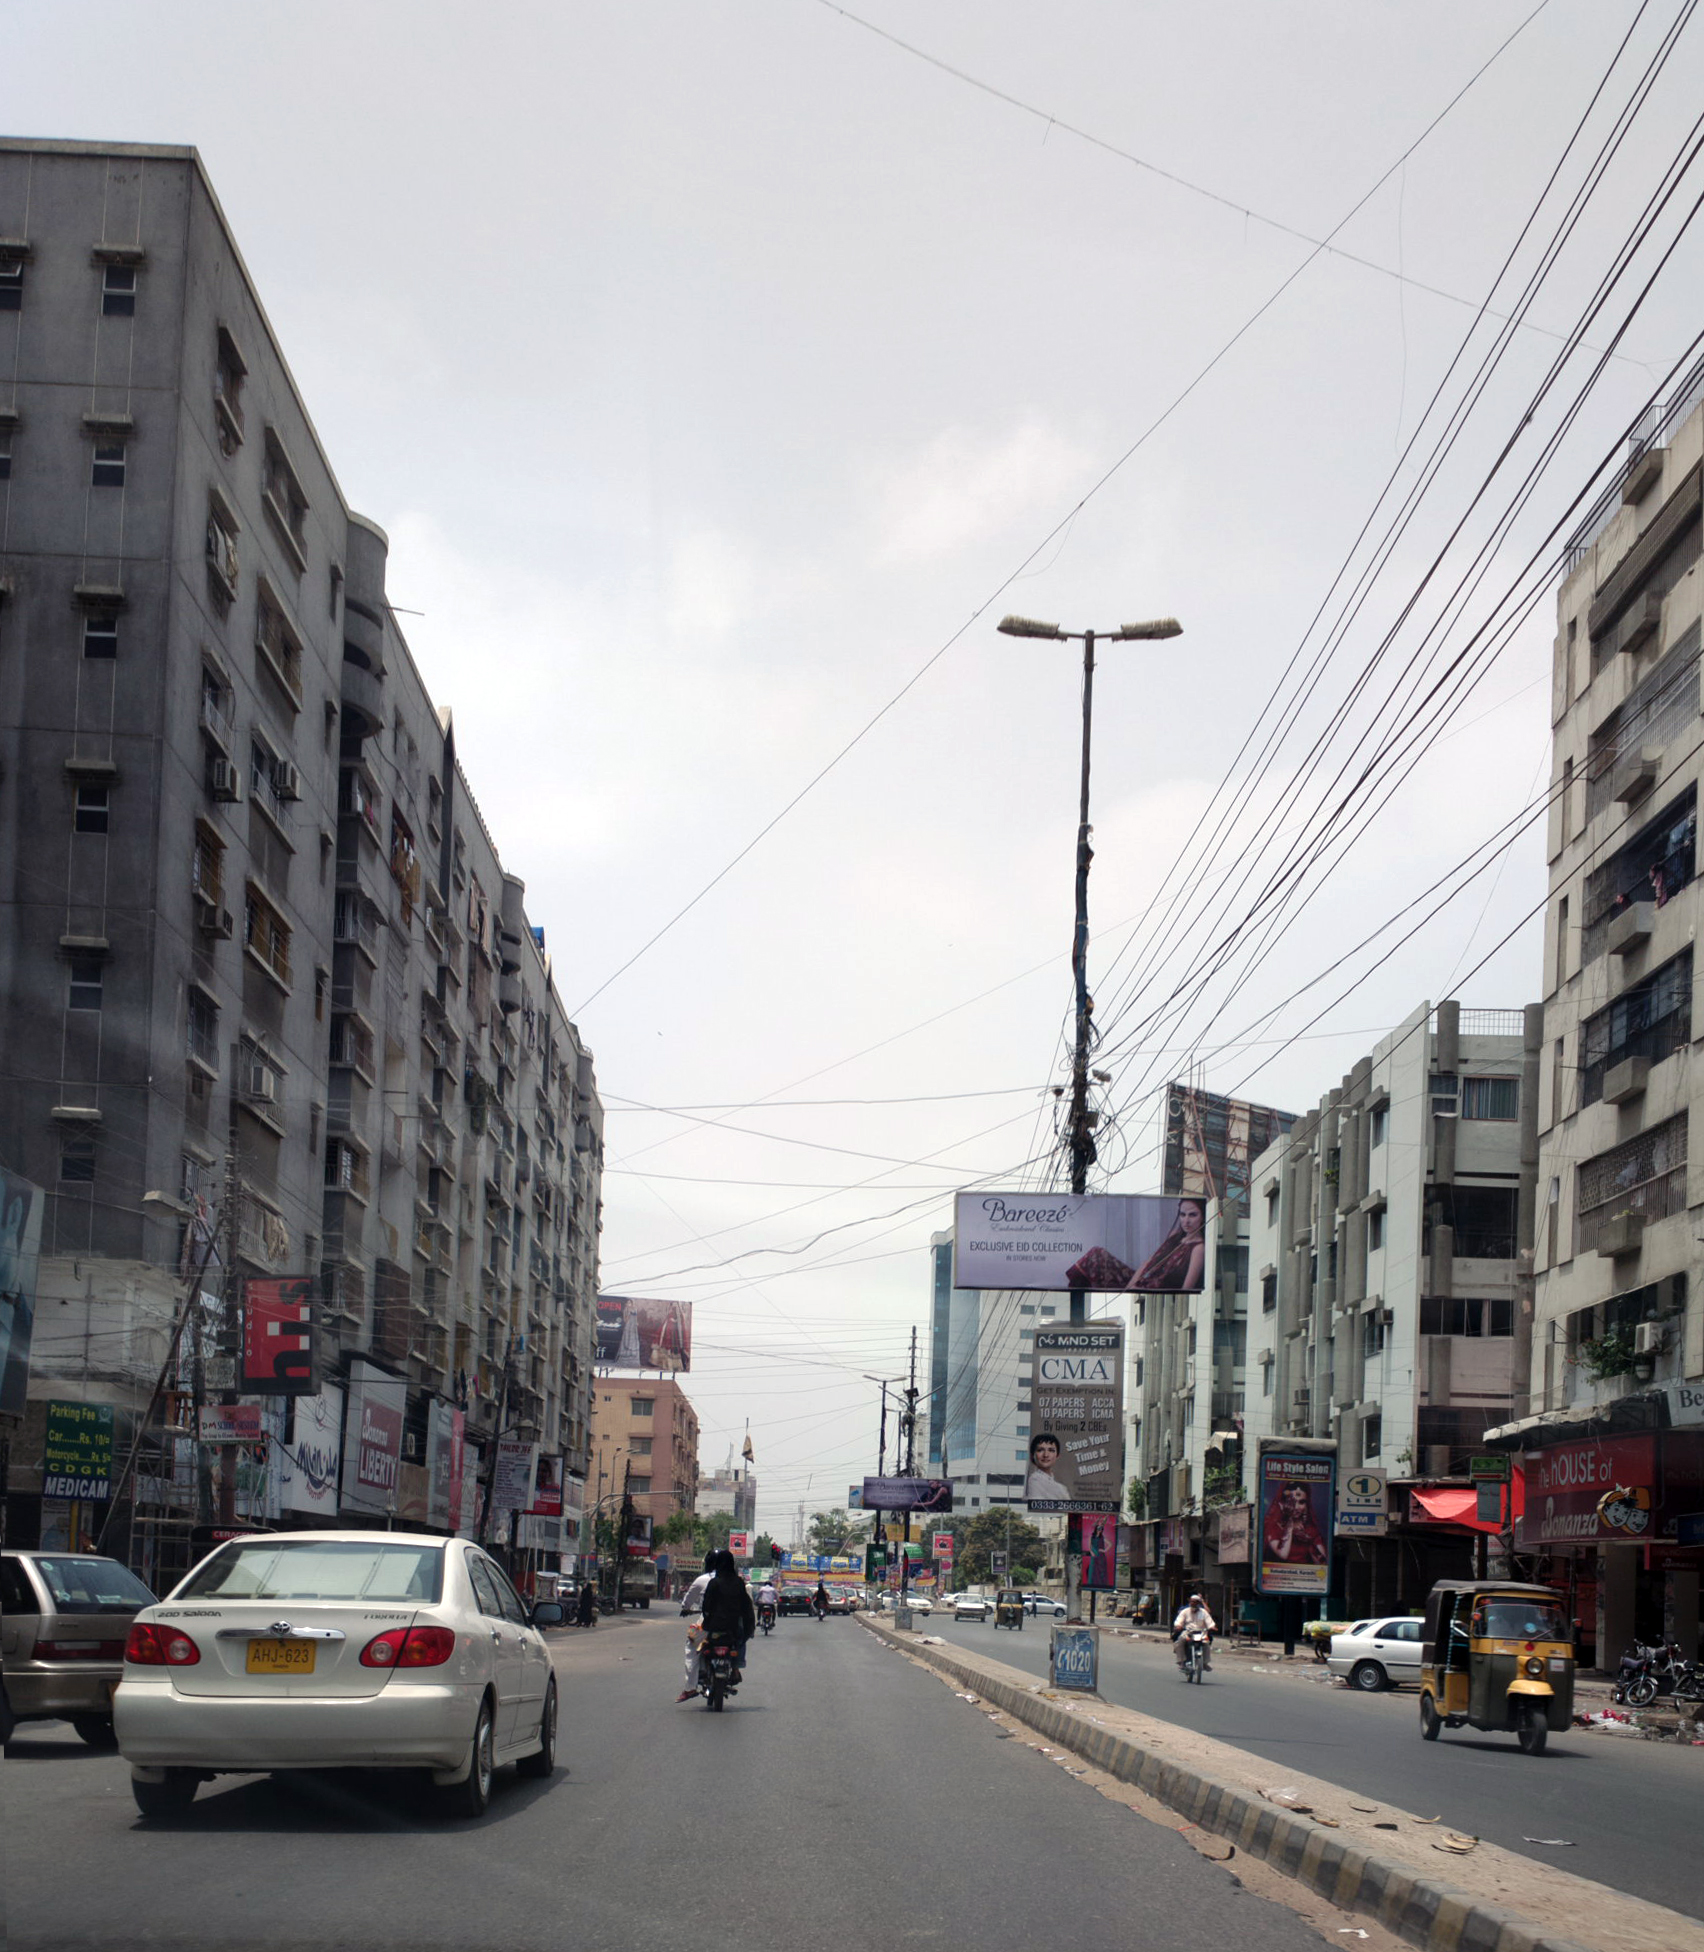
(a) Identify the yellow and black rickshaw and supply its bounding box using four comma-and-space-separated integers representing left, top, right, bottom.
1417, 1580, 1574, 1755
993, 1588, 1024, 1631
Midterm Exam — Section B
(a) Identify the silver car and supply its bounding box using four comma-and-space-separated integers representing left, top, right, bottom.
1, 1550, 158, 1748
115, 1531, 562, 1820
1325, 1616, 1424, 1692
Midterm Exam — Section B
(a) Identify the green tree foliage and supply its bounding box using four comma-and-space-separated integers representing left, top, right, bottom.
1010, 1565, 1037, 1586
946, 1509, 1044, 1588
654, 1508, 737, 1559
807, 1509, 871, 1552
1125, 1476, 1147, 1518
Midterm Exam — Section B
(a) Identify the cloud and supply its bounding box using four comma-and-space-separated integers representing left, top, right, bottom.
869, 416, 1098, 564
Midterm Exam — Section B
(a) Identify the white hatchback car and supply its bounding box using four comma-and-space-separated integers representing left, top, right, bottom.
115, 1531, 562, 1820
1324, 1616, 1424, 1692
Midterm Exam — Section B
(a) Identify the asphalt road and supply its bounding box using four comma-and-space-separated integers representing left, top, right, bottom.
941, 1616, 1704, 1917
4, 1613, 1330, 1952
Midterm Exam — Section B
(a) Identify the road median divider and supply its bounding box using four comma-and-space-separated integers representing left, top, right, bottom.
860, 1614, 1702, 1952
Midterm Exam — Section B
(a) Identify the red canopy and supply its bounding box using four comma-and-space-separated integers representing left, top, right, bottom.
1409, 1473, 1524, 1534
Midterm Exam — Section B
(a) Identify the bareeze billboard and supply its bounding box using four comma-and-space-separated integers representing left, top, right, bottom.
953, 1191, 1206, 1294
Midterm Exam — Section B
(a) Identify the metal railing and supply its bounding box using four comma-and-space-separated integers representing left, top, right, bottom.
1564, 350, 1704, 572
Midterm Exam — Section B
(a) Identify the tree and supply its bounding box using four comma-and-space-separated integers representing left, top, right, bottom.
948, 1509, 1044, 1588
1126, 1476, 1147, 1518
1010, 1565, 1037, 1586
753, 1532, 776, 1564
654, 1508, 736, 1560
807, 1509, 871, 1552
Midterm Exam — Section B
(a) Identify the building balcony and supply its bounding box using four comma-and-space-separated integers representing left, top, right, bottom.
340, 655, 385, 742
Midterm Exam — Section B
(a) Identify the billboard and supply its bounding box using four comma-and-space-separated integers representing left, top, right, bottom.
860, 1476, 953, 1513
280, 1384, 343, 1516
1027, 1325, 1124, 1513
1255, 1445, 1335, 1596
1336, 1468, 1388, 1537
0, 1164, 44, 1418
492, 1438, 540, 1517
341, 1361, 405, 1515
954, 1192, 1206, 1294
1069, 1512, 1118, 1589
199, 1403, 263, 1445
241, 1276, 316, 1394
1216, 1503, 1253, 1561
1163, 1084, 1296, 1205
529, 1454, 565, 1518
595, 1295, 692, 1371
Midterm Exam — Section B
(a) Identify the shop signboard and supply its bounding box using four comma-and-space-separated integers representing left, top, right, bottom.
1336, 1468, 1388, 1536
198, 1402, 263, 1445
239, 1275, 315, 1394
341, 1361, 405, 1515
1254, 1444, 1335, 1597
492, 1438, 540, 1518
1515, 1434, 1657, 1548
954, 1192, 1206, 1294
42, 1400, 113, 1498
1469, 1453, 1510, 1481
426, 1398, 458, 1530
1026, 1324, 1124, 1513
728, 1530, 751, 1556
280, 1384, 343, 1516
0, 1164, 44, 1419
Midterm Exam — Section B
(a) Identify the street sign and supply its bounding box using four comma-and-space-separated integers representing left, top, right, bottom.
1050, 1625, 1099, 1693
1469, 1454, 1510, 1482
990, 1551, 1008, 1574
1335, 1466, 1387, 1537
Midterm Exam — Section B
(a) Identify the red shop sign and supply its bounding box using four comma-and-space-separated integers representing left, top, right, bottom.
1516, 1435, 1656, 1548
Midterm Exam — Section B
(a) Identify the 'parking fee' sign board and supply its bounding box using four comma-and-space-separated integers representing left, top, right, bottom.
1027, 1324, 1124, 1513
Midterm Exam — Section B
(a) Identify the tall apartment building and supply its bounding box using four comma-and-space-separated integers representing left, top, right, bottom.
588, 1378, 699, 1533
695, 1464, 757, 1532
0, 140, 603, 1574
1507, 361, 1704, 1665
1127, 1003, 1536, 1620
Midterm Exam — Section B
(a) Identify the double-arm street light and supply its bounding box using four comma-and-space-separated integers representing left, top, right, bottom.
996, 614, 1183, 1325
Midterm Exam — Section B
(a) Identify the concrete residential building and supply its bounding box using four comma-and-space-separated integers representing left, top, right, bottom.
1501, 360, 1704, 1668
589, 1378, 699, 1535
0, 140, 603, 1579
695, 1464, 757, 1533
1232, 1001, 1540, 1617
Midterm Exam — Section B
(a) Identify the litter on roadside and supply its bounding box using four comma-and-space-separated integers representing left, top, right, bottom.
1523, 1838, 1575, 1846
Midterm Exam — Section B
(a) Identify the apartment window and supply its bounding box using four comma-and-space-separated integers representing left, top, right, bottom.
244, 885, 292, 986
1581, 786, 1695, 962
1261, 1360, 1274, 1397
67, 954, 104, 1010
91, 443, 126, 488
1019, 1303, 1036, 1315
1580, 948, 1691, 1107
1361, 1415, 1382, 1463
1551, 1038, 1566, 1125
187, 987, 219, 1071
1586, 628, 1701, 816
0, 438, 11, 481
329, 563, 343, 619
250, 740, 292, 823
323, 1138, 369, 1198
1039, 1304, 1056, 1317
262, 430, 310, 559
1362, 1311, 1386, 1359
192, 823, 225, 905
628, 1476, 652, 1496
1461, 1076, 1519, 1121
59, 1134, 96, 1183
1575, 1113, 1688, 1255
630, 1397, 653, 1418
1554, 894, 1569, 990
0, 256, 24, 310
83, 612, 118, 658
73, 784, 109, 834
628, 1436, 652, 1457
101, 265, 136, 316
1261, 1269, 1277, 1313
1369, 1104, 1387, 1148
1559, 755, 1573, 838
1435, 1184, 1518, 1260
1265, 1186, 1279, 1225
329, 1012, 375, 1079
255, 582, 304, 705
1420, 1297, 1513, 1337
1368, 1207, 1385, 1251
1429, 1072, 1459, 1117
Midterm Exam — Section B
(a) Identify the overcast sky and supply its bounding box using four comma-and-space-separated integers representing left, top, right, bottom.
14, 2, 1704, 1535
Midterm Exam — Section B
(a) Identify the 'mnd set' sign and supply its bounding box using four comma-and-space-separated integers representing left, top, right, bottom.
1026, 1326, 1124, 1514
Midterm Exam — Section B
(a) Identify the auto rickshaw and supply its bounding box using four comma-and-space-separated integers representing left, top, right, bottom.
993, 1588, 1024, 1630
1417, 1580, 1574, 1755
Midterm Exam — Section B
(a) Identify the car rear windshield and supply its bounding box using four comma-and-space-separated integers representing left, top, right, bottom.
31, 1556, 156, 1613
1481, 1600, 1569, 1641
176, 1540, 444, 1604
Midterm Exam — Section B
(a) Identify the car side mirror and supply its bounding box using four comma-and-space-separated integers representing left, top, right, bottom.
530, 1600, 566, 1627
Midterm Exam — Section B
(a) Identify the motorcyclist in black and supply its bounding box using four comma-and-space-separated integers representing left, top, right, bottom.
699, 1549, 757, 1690
812, 1580, 830, 1621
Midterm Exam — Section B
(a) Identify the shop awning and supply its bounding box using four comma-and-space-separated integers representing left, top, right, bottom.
1409, 1475, 1525, 1534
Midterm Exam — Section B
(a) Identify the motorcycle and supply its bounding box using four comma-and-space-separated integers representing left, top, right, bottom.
698, 1638, 741, 1711
757, 1601, 777, 1636
1181, 1628, 1210, 1684
1620, 1640, 1702, 1708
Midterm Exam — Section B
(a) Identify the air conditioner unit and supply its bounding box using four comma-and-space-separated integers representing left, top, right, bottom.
1634, 1319, 1664, 1357
194, 897, 233, 939
1375, 1307, 1394, 1327
209, 757, 242, 802
275, 761, 303, 802
244, 1061, 278, 1105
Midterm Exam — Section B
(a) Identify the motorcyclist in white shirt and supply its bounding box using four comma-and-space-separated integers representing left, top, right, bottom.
756, 1579, 779, 1631
1172, 1593, 1217, 1670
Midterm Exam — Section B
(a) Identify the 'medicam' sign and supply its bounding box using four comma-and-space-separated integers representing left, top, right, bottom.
728, 1531, 751, 1556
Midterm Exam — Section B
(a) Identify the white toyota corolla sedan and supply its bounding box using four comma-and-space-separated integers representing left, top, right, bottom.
115, 1531, 561, 1820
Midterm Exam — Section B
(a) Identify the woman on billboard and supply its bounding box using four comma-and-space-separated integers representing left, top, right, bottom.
1263, 1480, 1329, 1564
1125, 1198, 1207, 1293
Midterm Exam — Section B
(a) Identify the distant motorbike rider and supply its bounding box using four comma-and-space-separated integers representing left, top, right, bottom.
812, 1580, 830, 1621
756, 1578, 779, 1629
676, 1551, 721, 1699
576, 1580, 597, 1629
1172, 1594, 1217, 1670
679, 1549, 755, 1703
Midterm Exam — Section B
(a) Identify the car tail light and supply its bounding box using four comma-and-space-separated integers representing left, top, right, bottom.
34, 1639, 128, 1661
359, 1626, 456, 1668
124, 1623, 200, 1665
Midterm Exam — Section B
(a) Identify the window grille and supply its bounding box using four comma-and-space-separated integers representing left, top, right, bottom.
1575, 1113, 1688, 1254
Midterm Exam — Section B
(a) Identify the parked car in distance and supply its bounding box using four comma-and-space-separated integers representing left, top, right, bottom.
1023, 1593, 1066, 1618
877, 1591, 934, 1615
951, 1594, 991, 1621
1324, 1616, 1424, 1692
114, 1531, 561, 1820
1, 1550, 158, 1749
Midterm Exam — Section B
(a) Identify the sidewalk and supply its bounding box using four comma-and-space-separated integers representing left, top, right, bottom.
864, 1614, 1703, 1952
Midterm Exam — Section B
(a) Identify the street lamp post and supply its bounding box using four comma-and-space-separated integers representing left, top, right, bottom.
996, 614, 1182, 1323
